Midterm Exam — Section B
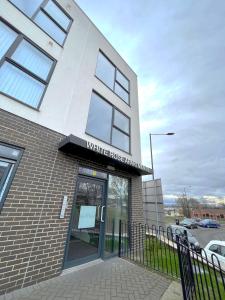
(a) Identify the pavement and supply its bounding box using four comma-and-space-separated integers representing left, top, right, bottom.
161, 281, 182, 300
0, 258, 182, 300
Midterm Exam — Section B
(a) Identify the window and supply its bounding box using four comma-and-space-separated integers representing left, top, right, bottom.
86, 92, 130, 153
95, 52, 130, 105
105, 175, 129, 256
209, 244, 221, 254
0, 20, 55, 109
78, 167, 107, 180
86, 93, 112, 143
9, 0, 72, 46
221, 246, 225, 257
9, 0, 43, 17
209, 244, 225, 257
0, 143, 22, 210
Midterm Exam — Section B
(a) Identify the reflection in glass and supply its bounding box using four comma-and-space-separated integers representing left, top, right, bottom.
115, 82, 129, 104
44, 0, 71, 31
0, 145, 20, 160
95, 52, 115, 90
79, 167, 107, 180
9, 0, 43, 17
66, 180, 104, 265
114, 109, 129, 134
86, 93, 113, 143
12, 40, 53, 80
0, 160, 14, 202
105, 175, 128, 256
112, 128, 129, 152
34, 11, 66, 45
0, 21, 17, 60
116, 70, 129, 91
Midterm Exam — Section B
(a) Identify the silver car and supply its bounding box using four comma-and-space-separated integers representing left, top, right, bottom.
167, 225, 201, 252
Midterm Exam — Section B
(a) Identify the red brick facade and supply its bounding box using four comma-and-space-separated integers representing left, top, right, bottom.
191, 208, 225, 219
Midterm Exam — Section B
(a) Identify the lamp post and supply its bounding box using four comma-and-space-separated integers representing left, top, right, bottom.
149, 132, 175, 229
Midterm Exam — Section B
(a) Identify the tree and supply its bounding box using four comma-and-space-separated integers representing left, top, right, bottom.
176, 195, 199, 218
176, 194, 190, 217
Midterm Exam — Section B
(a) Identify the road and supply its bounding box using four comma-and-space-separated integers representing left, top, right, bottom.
189, 226, 225, 248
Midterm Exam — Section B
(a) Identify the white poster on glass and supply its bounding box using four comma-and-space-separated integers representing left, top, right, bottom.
78, 205, 96, 229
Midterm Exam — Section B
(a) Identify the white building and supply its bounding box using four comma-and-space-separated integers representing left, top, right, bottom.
0, 0, 151, 294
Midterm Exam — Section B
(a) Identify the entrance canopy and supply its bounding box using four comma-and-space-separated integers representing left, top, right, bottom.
58, 135, 152, 176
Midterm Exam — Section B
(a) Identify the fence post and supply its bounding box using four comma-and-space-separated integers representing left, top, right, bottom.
176, 235, 187, 300
118, 219, 122, 257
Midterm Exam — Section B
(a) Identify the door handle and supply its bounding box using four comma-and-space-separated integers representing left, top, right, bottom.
100, 206, 105, 223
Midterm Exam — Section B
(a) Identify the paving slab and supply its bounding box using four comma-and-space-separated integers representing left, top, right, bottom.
161, 281, 183, 300
0, 258, 173, 300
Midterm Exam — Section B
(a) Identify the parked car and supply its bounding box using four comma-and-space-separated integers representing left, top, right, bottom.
198, 219, 221, 228
167, 225, 201, 252
180, 218, 198, 229
193, 218, 201, 223
202, 240, 225, 270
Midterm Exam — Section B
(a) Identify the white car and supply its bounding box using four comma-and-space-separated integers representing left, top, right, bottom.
202, 240, 225, 270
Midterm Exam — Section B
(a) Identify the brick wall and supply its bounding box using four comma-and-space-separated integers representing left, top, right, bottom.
0, 109, 79, 294
0, 109, 143, 295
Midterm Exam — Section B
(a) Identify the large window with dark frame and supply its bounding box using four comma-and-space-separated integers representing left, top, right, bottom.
86, 92, 130, 153
95, 51, 130, 105
0, 143, 23, 211
0, 19, 56, 109
8, 0, 72, 46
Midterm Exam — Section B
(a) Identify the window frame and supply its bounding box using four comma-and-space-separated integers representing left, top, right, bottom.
85, 91, 131, 154
0, 141, 23, 212
95, 50, 131, 106
8, 0, 73, 47
0, 17, 57, 110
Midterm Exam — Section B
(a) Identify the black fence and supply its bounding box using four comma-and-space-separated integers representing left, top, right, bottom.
118, 221, 225, 300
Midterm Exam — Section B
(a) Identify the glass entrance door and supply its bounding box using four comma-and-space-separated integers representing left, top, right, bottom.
65, 177, 106, 267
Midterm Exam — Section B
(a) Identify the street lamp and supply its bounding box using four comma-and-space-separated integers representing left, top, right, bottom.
149, 132, 175, 229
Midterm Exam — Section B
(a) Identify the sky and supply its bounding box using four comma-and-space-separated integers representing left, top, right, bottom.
75, 0, 225, 205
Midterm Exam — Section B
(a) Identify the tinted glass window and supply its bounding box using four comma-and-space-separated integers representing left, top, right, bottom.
221, 246, 225, 257
95, 51, 130, 105
78, 167, 107, 179
34, 11, 66, 45
95, 52, 115, 90
0, 161, 11, 184
115, 82, 129, 104
0, 160, 14, 202
0, 20, 55, 108
44, 0, 71, 30
9, 0, 72, 46
209, 244, 220, 254
0, 143, 22, 208
112, 128, 129, 152
0, 21, 17, 60
0, 144, 21, 160
11, 40, 53, 80
114, 110, 129, 134
86, 93, 113, 143
9, 0, 43, 17
105, 175, 128, 256
0, 62, 45, 108
116, 70, 129, 91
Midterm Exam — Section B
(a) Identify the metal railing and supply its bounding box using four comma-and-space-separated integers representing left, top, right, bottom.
118, 221, 225, 300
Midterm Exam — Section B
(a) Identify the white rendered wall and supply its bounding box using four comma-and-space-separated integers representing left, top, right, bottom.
0, 0, 142, 164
